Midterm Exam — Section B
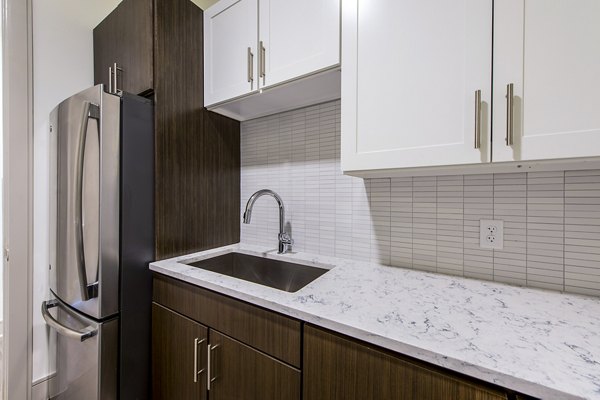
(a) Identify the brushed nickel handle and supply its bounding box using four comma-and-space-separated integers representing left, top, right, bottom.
207, 343, 220, 390
112, 63, 118, 94
506, 83, 514, 146
259, 41, 266, 82
41, 300, 97, 342
75, 102, 100, 301
247, 47, 254, 87
113, 62, 123, 96
108, 67, 113, 93
193, 338, 206, 383
474, 89, 482, 149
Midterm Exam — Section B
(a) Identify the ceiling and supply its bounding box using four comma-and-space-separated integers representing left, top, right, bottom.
191, 0, 219, 9
61, 0, 219, 30
52, 0, 122, 29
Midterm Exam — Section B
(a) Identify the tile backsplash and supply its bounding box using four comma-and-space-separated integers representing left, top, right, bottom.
240, 100, 600, 297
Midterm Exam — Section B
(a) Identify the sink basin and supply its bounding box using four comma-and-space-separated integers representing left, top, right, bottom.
185, 252, 329, 293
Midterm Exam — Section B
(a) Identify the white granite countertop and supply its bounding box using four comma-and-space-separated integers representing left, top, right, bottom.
150, 243, 600, 400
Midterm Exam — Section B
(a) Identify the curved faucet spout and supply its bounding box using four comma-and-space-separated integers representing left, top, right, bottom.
243, 189, 293, 254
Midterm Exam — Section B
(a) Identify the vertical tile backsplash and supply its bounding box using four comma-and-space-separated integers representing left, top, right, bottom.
240, 100, 600, 297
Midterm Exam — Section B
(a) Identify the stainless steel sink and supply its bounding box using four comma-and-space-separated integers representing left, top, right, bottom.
185, 252, 329, 293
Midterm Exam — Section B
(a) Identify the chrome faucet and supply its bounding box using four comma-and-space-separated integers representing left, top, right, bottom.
243, 189, 294, 254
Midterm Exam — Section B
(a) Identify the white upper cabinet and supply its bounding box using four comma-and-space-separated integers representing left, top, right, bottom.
204, 0, 258, 106
258, 0, 340, 89
341, 0, 493, 173
493, 0, 600, 163
204, 0, 341, 118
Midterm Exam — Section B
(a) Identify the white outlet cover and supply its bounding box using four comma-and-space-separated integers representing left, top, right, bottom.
480, 219, 504, 250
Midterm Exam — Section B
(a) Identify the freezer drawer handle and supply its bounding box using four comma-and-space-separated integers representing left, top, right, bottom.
41, 299, 98, 342
75, 101, 101, 301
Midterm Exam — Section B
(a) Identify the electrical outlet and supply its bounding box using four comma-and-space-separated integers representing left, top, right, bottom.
480, 220, 504, 249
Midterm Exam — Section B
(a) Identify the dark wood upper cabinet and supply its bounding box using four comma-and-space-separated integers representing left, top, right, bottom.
93, 0, 153, 95
93, 0, 240, 260
152, 303, 208, 400
303, 325, 510, 400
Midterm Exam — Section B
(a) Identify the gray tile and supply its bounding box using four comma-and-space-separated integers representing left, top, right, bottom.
240, 100, 600, 297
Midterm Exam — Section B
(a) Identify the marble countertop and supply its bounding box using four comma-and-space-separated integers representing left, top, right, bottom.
150, 243, 600, 400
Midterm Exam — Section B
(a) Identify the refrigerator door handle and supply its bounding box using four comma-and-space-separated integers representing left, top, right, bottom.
75, 101, 101, 301
41, 299, 98, 342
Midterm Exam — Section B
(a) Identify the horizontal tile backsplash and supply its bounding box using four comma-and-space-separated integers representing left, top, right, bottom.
240, 100, 600, 297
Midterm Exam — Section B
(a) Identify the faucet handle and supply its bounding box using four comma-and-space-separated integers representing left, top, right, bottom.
279, 232, 294, 245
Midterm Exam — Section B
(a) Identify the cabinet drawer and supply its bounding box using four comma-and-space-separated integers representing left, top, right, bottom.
153, 275, 301, 367
304, 325, 508, 400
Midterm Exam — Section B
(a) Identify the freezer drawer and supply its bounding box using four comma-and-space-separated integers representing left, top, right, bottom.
42, 294, 118, 400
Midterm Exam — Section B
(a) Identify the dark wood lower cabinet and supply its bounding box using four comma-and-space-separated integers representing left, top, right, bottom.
153, 275, 301, 367
152, 292, 301, 400
152, 303, 208, 400
208, 330, 301, 400
152, 278, 536, 400
303, 325, 509, 400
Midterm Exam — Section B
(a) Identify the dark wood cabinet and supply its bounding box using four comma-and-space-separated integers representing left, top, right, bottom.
153, 276, 540, 400
153, 274, 301, 367
303, 325, 509, 400
94, 0, 240, 261
208, 330, 301, 400
152, 303, 208, 400
93, 0, 153, 95
152, 277, 301, 400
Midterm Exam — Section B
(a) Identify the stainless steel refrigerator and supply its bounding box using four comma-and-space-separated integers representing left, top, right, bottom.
42, 84, 154, 399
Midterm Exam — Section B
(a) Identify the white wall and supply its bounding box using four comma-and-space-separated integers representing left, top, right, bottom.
0, 5, 3, 324
32, 0, 120, 384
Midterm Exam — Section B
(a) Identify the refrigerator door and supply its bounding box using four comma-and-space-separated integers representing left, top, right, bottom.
49, 84, 121, 319
42, 293, 118, 400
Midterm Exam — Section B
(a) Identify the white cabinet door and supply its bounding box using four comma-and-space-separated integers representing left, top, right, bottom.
204, 0, 258, 106
258, 0, 340, 89
341, 0, 492, 173
493, 0, 600, 162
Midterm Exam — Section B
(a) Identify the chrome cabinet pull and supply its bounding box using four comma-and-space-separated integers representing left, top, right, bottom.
108, 66, 113, 93
112, 62, 123, 95
259, 41, 266, 83
207, 343, 220, 390
247, 47, 254, 87
474, 89, 482, 149
113, 62, 118, 94
506, 83, 514, 146
193, 338, 206, 383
